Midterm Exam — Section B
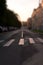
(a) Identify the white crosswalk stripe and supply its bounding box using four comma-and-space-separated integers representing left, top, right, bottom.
37, 38, 43, 43
18, 39, 24, 45
3, 37, 43, 47
0, 40, 4, 43
18, 38, 35, 46
28, 38, 35, 44
3, 39, 15, 47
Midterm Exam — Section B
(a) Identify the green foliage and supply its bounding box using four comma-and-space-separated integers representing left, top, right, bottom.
0, 0, 6, 26
0, 0, 21, 28
6, 9, 21, 28
0, 0, 6, 14
33, 30, 43, 33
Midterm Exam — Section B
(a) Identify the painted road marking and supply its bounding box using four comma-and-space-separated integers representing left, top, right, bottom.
29, 38, 35, 44
37, 38, 43, 43
18, 39, 24, 45
0, 40, 4, 43
21, 30, 23, 38
3, 39, 15, 47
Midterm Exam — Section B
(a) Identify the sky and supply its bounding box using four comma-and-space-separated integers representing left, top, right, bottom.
6, 0, 40, 21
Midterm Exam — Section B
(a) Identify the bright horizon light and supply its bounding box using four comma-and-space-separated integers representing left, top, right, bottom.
6, 0, 39, 21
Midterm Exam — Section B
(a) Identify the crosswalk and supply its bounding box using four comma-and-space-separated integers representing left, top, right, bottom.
0, 40, 4, 43
19, 39, 24, 45
28, 38, 35, 44
0, 37, 43, 47
37, 38, 43, 43
3, 39, 15, 47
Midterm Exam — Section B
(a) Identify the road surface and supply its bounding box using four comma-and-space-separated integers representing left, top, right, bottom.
0, 29, 43, 65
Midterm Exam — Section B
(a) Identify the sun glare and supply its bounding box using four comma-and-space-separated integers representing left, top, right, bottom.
7, 0, 39, 21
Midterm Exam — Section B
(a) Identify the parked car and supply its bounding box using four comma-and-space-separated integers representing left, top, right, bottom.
2, 26, 8, 32
0, 26, 8, 32
7, 26, 17, 31
0, 26, 2, 32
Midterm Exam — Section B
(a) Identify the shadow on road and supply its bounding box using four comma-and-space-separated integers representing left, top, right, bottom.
20, 44, 38, 64
0, 44, 38, 65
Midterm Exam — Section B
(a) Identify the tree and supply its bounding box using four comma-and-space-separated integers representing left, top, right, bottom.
0, 0, 6, 26
6, 9, 21, 28
0, 0, 21, 28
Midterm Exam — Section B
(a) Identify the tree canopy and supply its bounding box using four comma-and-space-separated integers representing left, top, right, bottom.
0, 0, 21, 28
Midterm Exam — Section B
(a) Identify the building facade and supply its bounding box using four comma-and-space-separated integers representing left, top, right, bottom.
32, 0, 43, 30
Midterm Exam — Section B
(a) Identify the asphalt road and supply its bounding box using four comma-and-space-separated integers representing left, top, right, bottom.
0, 29, 43, 65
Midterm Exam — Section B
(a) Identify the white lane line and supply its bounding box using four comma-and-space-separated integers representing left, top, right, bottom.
0, 40, 4, 43
37, 38, 43, 43
29, 38, 35, 44
3, 39, 15, 47
18, 39, 24, 45
21, 30, 23, 38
